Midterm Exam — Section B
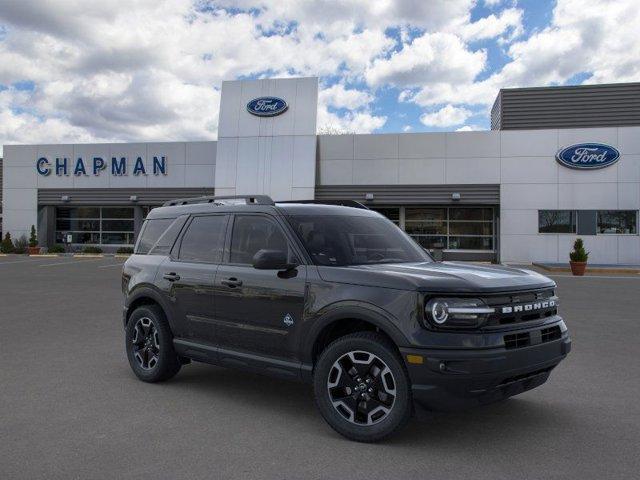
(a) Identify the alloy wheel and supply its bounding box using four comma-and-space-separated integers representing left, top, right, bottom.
326, 350, 396, 426
131, 317, 160, 370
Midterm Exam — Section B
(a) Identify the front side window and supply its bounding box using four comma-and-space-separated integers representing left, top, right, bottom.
229, 216, 289, 264
178, 215, 227, 263
597, 211, 638, 234
538, 210, 576, 233
287, 214, 431, 266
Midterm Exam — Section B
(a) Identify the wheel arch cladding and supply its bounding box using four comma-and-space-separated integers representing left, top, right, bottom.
125, 291, 168, 327
309, 308, 407, 365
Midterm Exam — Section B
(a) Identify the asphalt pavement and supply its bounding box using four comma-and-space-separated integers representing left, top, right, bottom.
0, 255, 639, 479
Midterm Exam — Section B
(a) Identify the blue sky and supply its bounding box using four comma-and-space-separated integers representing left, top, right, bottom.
0, 0, 638, 149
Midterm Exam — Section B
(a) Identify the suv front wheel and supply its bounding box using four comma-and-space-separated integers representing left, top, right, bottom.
313, 332, 412, 442
125, 305, 181, 383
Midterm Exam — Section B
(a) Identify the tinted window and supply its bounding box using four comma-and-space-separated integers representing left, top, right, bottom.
597, 210, 637, 234
230, 216, 289, 264
179, 215, 227, 263
136, 218, 174, 254
287, 215, 431, 266
149, 216, 188, 255
539, 210, 577, 233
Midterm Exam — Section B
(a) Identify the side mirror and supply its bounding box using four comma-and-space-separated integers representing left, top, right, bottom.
252, 249, 297, 270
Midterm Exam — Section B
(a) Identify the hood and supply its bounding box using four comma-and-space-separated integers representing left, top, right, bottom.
317, 261, 555, 293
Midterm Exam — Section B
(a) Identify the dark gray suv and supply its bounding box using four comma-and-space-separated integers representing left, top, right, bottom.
122, 195, 571, 442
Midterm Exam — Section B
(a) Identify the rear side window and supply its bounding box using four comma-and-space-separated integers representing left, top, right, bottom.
178, 215, 228, 263
136, 218, 174, 254
149, 216, 188, 255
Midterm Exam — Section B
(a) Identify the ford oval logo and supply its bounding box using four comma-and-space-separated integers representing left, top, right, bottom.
246, 97, 288, 117
556, 143, 620, 170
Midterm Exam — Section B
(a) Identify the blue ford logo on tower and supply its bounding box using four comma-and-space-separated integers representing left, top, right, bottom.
556, 143, 620, 170
247, 96, 288, 117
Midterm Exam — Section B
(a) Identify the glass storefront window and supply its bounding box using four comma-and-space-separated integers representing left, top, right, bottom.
597, 211, 638, 234
538, 210, 576, 233
403, 206, 494, 251
55, 207, 135, 246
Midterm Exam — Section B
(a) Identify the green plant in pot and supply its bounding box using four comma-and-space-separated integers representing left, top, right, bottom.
28, 225, 41, 255
569, 238, 589, 276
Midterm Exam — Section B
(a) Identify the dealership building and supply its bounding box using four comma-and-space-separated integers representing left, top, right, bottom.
2, 78, 639, 264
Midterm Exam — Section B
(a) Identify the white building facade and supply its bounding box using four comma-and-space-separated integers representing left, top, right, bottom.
2, 77, 639, 264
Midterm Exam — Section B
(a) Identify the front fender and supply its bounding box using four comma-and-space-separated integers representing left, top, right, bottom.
301, 301, 411, 365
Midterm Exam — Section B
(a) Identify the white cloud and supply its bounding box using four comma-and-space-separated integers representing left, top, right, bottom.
366, 32, 486, 87
402, 125, 412, 132
456, 124, 483, 131
319, 84, 373, 110
458, 7, 523, 42
420, 104, 472, 127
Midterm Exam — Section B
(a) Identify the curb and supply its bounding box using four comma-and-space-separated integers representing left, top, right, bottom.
29, 254, 59, 257
533, 262, 640, 275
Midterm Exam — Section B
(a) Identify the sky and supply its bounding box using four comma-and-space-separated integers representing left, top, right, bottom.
0, 0, 639, 154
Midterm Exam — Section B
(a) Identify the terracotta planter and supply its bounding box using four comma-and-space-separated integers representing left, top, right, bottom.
27, 246, 41, 255
570, 261, 587, 276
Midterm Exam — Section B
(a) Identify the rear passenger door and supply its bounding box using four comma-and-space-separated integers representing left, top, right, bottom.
214, 214, 307, 362
158, 214, 229, 344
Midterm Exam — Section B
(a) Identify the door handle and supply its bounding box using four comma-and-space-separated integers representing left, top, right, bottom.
163, 272, 181, 282
221, 277, 243, 288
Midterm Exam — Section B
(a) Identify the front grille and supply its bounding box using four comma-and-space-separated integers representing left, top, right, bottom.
483, 289, 558, 328
504, 332, 531, 349
541, 325, 562, 342
504, 325, 563, 350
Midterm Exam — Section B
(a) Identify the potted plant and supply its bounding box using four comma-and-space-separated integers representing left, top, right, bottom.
28, 225, 40, 255
569, 238, 589, 276
1, 232, 14, 254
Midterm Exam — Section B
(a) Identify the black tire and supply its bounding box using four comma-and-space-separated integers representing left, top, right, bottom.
313, 332, 412, 442
125, 305, 181, 383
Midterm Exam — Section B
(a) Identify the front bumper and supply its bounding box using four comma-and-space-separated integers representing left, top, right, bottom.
401, 327, 571, 411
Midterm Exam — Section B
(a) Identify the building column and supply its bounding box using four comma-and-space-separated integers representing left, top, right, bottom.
37, 206, 56, 248
133, 206, 144, 241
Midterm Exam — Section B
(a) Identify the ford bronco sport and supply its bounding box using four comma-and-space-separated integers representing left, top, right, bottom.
122, 195, 571, 442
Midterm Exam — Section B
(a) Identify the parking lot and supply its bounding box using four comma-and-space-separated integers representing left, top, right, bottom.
0, 255, 639, 479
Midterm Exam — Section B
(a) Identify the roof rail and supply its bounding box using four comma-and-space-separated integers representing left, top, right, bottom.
163, 195, 275, 207
276, 199, 370, 210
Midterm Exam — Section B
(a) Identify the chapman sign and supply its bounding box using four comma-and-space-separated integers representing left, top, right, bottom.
246, 97, 288, 117
36, 156, 168, 177
556, 143, 620, 170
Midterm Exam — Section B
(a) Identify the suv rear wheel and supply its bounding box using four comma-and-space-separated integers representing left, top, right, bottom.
125, 305, 181, 382
313, 332, 412, 442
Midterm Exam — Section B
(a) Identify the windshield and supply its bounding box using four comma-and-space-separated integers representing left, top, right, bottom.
286, 214, 432, 266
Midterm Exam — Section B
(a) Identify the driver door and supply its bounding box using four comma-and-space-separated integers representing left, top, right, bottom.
213, 214, 307, 361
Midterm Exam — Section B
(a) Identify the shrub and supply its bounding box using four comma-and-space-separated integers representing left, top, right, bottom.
13, 235, 29, 254
116, 247, 134, 254
48, 244, 66, 253
1, 232, 15, 253
82, 246, 103, 254
569, 238, 589, 262
29, 225, 38, 247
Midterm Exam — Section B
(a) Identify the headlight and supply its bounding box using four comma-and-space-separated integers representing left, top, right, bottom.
425, 298, 494, 328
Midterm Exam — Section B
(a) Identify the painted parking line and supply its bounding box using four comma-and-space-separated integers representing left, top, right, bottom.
39, 258, 106, 267
97, 263, 125, 269
0, 257, 61, 266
